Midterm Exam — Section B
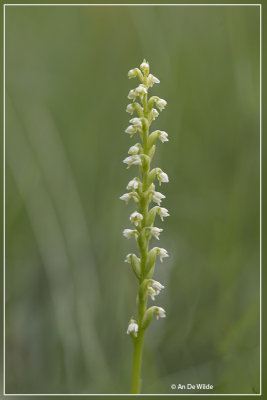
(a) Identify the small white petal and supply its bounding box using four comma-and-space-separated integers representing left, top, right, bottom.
129, 117, 142, 127
128, 89, 137, 100
130, 211, 143, 226
126, 103, 135, 114
147, 74, 160, 87
147, 280, 164, 300
123, 229, 138, 239
123, 155, 142, 169
151, 108, 159, 120
158, 207, 170, 221
136, 84, 147, 97
151, 191, 166, 206
150, 227, 163, 240
125, 125, 137, 137
128, 69, 137, 79
156, 98, 167, 111
156, 168, 169, 185
126, 177, 140, 190
120, 192, 139, 205
127, 319, 139, 337
128, 143, 141, 155
155, 307, 166, 320
158, 131, 169, 143
154, 247, 169, 262
120, 193, 131, 203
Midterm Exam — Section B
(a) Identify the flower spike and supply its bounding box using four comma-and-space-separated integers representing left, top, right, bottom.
121, 60, 169, 394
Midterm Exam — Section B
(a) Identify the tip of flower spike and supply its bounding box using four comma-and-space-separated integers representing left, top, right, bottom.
140, 59, 149, 75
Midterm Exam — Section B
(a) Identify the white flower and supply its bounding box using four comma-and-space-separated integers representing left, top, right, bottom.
158, 131, 168, 143
151, 108, 159, 120
157, 168, 169, 185
128, 143, 141, 155
154, 306, 166, 320
126, 177, 140, 191
120, 192, 139, 204
130, 211, 143, 226
128, 89, 137, 100
154, 247, 169, 262
126, 103, 135, 114
150, 227, 163, 240
125, 125, 137, 137
128, 68, 137, 79
120, 193, 132, 203
152, 191, 166, 206
147, 73, 160, 87
123, 155, 142, 169
127, 318, 138, 337
155, 98, 167, 111
136, 84, 147, 97
140, 60, 149, 74
123, 229, 138, 239
125, 253, 140, 263
129, 117, 142, 128
147, 280, 165, 300
158, 207, 170, 221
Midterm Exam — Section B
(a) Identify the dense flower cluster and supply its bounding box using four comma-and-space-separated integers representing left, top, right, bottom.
120, 59, 169, 340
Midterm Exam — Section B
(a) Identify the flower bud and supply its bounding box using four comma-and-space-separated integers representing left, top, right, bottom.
140, 59, 149, 75
128, 68, 137, 79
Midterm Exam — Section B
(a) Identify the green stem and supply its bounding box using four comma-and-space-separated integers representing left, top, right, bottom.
131, 91, 150, 394
131, 329, 144, 393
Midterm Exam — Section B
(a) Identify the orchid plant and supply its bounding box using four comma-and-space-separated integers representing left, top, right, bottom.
120, 59, 169, 394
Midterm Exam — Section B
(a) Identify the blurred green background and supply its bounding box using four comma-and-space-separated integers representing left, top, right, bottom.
5, 4, 260, 395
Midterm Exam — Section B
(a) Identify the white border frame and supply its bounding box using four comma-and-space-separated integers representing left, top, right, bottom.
2, 3, 262, 397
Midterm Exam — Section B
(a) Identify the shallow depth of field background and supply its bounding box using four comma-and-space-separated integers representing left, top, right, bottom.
5, 5, 260, 395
